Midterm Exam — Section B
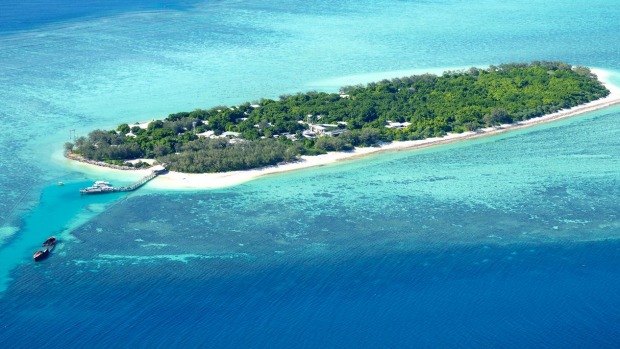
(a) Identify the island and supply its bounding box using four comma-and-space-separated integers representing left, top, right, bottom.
65, 62, 612, 177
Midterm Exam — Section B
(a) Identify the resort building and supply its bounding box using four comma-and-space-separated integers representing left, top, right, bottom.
385, 121, 412, 129
303, 123, 347, 138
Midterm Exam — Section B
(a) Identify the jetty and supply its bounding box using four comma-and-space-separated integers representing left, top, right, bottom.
79, 165, 166, 195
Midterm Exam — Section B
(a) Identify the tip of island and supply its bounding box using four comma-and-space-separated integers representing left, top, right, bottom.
63, 62, 620, 190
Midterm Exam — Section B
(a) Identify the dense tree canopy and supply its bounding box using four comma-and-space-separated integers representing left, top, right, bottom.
69, 62, 609, 173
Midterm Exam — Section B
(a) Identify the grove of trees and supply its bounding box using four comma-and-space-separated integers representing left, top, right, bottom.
67, 62, 609, 173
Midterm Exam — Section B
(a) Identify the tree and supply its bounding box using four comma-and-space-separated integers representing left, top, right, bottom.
64, 142, 74, 153
483, 108, 513, 125
147, 120, 164, 131
117, 123, 130, 134
357, 128, 381, 146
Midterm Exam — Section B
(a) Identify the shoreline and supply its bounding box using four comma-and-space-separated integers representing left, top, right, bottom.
65, 68, 620, 191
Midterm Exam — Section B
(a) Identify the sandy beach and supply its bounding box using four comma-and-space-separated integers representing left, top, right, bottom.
65, 68, 620, 191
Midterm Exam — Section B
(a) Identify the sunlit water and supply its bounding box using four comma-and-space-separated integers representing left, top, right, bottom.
1, 0, 620, 347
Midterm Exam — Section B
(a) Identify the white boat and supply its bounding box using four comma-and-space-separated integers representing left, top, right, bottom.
80, 180, 116, 194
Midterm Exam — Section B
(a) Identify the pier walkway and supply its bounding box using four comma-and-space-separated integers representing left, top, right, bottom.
116, 171, 158, 192
79, 166, 166, 195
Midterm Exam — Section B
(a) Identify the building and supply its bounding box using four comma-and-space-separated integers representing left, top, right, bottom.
385, 121, 412, 129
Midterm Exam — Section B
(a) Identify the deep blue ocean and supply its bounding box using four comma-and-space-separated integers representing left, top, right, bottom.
1, 0, 620, 348
0, 0, 199, 33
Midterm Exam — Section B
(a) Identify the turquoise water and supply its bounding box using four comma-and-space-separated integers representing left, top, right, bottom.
1, 0, 620, 347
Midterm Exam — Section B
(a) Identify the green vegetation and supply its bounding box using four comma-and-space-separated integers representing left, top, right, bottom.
67, 62, 609, 173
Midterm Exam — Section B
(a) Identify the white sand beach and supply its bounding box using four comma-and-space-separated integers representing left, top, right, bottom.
65, 68, 620, 191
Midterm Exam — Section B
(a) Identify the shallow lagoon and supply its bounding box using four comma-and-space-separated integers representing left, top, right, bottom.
2, 104, 619, 347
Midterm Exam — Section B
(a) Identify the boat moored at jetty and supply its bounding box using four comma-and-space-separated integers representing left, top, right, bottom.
78, 166, 165, 195
79, 180, 117, 194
